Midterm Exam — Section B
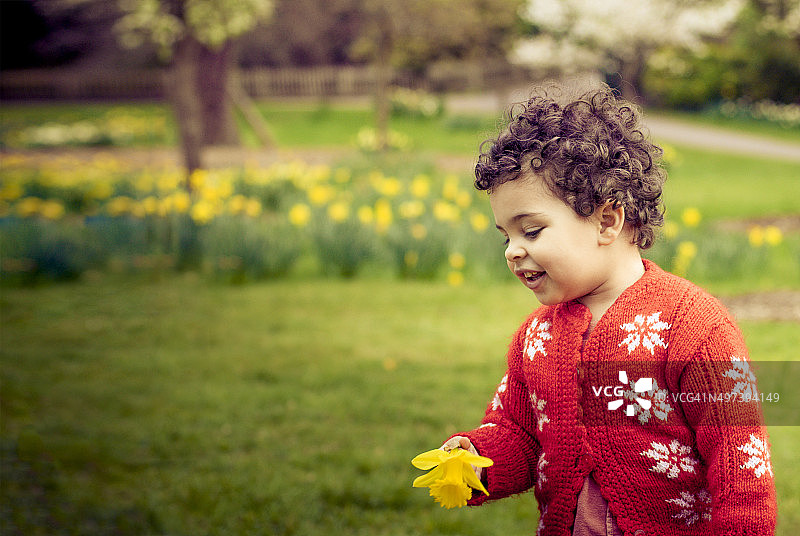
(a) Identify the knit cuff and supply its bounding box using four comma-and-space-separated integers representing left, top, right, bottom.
452, 425, 537, 506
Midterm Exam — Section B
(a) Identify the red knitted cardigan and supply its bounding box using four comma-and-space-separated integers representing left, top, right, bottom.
455, 260, 777, 536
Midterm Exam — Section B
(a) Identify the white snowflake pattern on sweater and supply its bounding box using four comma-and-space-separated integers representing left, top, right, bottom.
491, 374, 508, 411
641, 439, 699, 478
619, 311, 670, 355
666, 489, 712, 526
623, 378, 673, 424
530, 390, 550, 431
537, 452, 548, 489
524, 318, 552, 361
723, 355, 759, 401
737, 434, 773, 478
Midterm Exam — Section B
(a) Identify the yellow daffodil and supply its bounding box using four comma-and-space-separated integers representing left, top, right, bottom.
288, 203, 311, 227
470, 212, 490, 233
308, 184, 335, 206
748, 226, 764, 248
217, 179, 234, 199
16, 197, 42, 218
447, 271, 465, 287
661, 143, 681, 167
410, 223, 427, 241
171, 191, 191, 214
449, 252, 466, 270
376, 177, 402, 197
357, 205, 374, 225
662, 220, 679, 240
374, 199, 393, 234
442, 175, 459, 201
399, 200, 425, 219
764, 225, 783, 247
106, 196, 134, 217
86, 181, 113, 200
39, 199, 65, 220
455, 191, 472, 209
309, 164, 331, 183
0, 182, 23, 201
433, 201, 459, 223
410, 175, 430, 198
189, 169, 208, 191
676, 240, 698, 259
244, 198, 262, 218
672, 240, 698, 276
190, 200, 215, 225
141, 196, 159, 216
227, 194, 248, 215
411, 448, 493, 509
157, 172, 181, 194
327, 201, 350, 223
680, 207, 701, 228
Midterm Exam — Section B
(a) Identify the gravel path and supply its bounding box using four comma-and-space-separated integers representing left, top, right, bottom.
644, 117, 800, 163
720, 292, 800, 323
446, 91, 800, 163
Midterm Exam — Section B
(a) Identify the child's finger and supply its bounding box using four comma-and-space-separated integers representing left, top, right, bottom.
441, 436, 467, 452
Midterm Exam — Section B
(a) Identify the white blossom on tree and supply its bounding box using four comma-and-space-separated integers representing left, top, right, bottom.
513, 0, 744, 99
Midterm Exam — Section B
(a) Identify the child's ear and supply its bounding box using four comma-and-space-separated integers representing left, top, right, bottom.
595, 201, 625, 245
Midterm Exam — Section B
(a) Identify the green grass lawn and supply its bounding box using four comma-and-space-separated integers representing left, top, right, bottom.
662, 144, 800, 221
2, 277, 798, 535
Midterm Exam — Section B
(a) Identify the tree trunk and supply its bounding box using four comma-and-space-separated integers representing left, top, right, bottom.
167, 35, 203, 271
198, 41, 240, 146
374, 9, 393, 152
618, 48, 647, 104
227, 70, 276, 148
169, 35, 204, 182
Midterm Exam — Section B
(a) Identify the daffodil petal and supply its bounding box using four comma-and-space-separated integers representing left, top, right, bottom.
461, 466, 490, 496
460, 451, 494, 468
411, 449, 446, 470
412, 466, 444, 488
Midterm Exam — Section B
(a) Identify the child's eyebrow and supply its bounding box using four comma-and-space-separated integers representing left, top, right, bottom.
496, 212, 543, 231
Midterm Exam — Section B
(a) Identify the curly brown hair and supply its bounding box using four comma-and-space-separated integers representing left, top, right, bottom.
474, 85, 666, 249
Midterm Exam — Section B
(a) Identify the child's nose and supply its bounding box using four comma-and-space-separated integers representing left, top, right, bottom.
505, 241, 526, 262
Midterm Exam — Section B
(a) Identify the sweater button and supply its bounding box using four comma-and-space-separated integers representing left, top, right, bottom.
635, 531, 645, 536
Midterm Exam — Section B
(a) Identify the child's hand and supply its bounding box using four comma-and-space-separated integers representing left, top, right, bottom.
441, 436, 485, 482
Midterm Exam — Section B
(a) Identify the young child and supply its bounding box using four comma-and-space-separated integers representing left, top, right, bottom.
435, 85, 777, 535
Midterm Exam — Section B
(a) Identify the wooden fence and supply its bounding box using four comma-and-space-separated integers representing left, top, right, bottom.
0, 62, 532, 101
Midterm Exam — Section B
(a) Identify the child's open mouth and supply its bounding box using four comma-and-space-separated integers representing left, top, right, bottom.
518, 270, 545, 289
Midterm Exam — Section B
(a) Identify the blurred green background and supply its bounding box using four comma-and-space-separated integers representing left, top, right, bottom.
2, 0, 799, 534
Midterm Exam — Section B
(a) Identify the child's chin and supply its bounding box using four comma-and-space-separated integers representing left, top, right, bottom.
533, 291, 571, 307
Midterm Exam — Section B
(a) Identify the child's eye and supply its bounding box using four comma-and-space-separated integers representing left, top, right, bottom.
525, 228, 542, 240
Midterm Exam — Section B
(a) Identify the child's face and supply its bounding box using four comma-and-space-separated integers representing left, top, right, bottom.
489, 173, 611, 306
